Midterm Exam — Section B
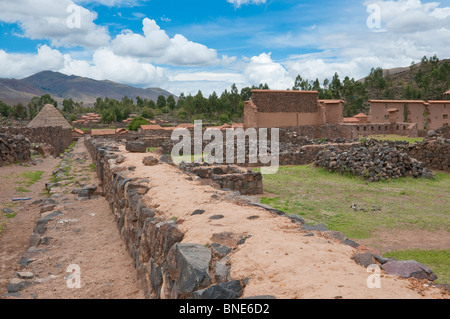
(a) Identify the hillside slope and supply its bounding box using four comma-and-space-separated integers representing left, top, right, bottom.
0, 71, 175, 106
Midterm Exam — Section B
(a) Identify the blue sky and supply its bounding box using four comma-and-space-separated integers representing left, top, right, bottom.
0, 0, 449, 96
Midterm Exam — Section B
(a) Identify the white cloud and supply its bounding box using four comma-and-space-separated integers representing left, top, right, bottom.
111, 18, 219, 66
0, 45, 65, 78
0, 0, 110, 49
61, 48, 168, 86
244, 53, 293, 89
227, 0, 266, 8
75, 0, 147, 7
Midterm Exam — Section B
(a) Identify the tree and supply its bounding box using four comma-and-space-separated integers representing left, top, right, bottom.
63, 99, 75, 113
12, 103, 27, 119
166, 95, 176, 110
156, 95, 166, 109
142, 107, 155, 119
127, 116, 149, 131
0, 101, 11, 117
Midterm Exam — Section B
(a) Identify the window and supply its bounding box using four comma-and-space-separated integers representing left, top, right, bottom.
444, 114, 448, 120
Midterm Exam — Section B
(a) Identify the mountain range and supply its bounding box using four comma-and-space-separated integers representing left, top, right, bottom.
0, 71, 175, 107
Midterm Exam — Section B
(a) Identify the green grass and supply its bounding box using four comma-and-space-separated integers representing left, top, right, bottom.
14, 171, 45, 194
258, 165, 450, 283
384, 249, 449, 284
20, 171, 45, 186
365, 134, 424, 144
0, 222, 5, 235
258, 165, 450, 239
146, 147, 158, 152
4, 213, 17, 219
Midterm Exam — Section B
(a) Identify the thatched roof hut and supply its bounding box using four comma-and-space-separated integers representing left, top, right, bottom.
27, 104, 72, 129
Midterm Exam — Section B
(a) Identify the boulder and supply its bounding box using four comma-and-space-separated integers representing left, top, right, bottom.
191, 280, 243, 299
382, 260, 438, 281
166, 243, 212, 297
126, 141, 147, 153
142, 156, 159, 166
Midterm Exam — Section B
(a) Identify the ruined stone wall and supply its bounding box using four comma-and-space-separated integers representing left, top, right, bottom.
85, 138, 245, 299
179, 163, 263, 195
0, 126, 73, 156
0, 131, 31, 166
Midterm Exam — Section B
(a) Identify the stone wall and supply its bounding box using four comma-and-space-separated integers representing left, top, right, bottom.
0, 126, 73, 156
314, 143, 435, 181
407, 128, 450, 172
179, 163, 263, 195
85, 138, 245, 299
0, 132, 31, 166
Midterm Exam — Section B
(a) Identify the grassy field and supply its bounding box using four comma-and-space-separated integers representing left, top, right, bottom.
364, 134, 424, 144
257, 164, 450, 283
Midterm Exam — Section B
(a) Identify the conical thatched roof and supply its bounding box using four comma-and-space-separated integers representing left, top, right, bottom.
27, 104, 72, 129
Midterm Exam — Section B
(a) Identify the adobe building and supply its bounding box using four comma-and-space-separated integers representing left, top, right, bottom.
244, 90, 344, 128
368, 99, 449, 132
27, 104, 73, 130
244, 90, 419, 139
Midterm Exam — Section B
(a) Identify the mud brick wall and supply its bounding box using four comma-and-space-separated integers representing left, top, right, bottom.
84, 138, 245, 299
179, 163, 263, 195
0, 132, 31, 166
251, 90, 319, 113
0, 126, 73, 156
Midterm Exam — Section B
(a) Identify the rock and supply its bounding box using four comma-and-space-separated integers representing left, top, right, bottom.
286, 214, 305, 224
7, 278, 34, 293
16, 272, 34, 280
126, 141, 147, 153
215, 257, 231, 283
191, 209, 205, 216
166, 243, 212, 297
382, 260, 438, 281
302, 223, 329, 232
210, 243, 232, 258
142, 155, 159, 166
323, 230, 347, 241
159, 155, 173, 164
191, 280, 243, 299
351, 252, 375, 268
209, 214, 224, 220
341, 239, 359, 248
40, 204, 56, 213
2, 208, 14, 214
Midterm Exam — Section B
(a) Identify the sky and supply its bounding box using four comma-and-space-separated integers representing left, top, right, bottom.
0, 0, 449, 96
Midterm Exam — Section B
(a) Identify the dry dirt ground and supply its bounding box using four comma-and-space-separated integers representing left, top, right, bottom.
0, 139, 448, 299
0, 140, 143, 299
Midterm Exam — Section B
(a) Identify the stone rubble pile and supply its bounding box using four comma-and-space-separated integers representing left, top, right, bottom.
314, 143, 435, 181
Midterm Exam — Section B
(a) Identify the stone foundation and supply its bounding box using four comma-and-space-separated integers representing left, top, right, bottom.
179, 163, 263, 195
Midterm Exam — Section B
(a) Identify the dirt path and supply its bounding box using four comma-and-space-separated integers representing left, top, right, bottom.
0, 155, 60, 293
0, 139, 144, 299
